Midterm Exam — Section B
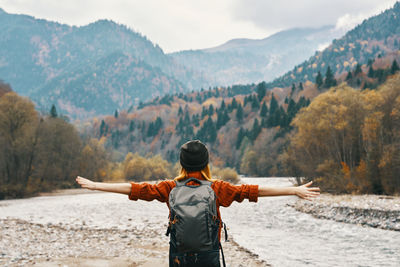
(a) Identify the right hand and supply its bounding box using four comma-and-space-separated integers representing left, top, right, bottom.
76, 176, 97, 190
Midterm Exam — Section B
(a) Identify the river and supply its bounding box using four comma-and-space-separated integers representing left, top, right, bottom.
1, 177, 399, 266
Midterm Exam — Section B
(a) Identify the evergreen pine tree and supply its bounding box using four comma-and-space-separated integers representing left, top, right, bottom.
367, 58, 374, 67
100, 120, 107, 136
279, 106, 289, 128
391, 59, 399, 74
256, 82, 267, 101
236, 127, 245, 149
155, 117, 163, 132
284, 97, 289, 104
147, 122, 154, 137
231, 98, 238, 110
346, 71, 353, 82
250, 118, 261, 141
114, 110, 119, 118
260, 102, 268, 117
287, 98, 297, 119
220, 100, 226, 110
216, 110, 224, 129
176, 117, 184, 133
184, 110, 191, 124
112, 130, 120, 148
251, 95, 260, 110
129, 120, 135, 132
316, 71, 323, 89
324, 66, 336, 88
207, 117, 217, 143
269, 94, 278, 116
50, 104, 58, 118
299, 82, 304, 91
368, 66, 375, 78
217, 109, 230, 129
201, 106, 208, 118
208, 104, 214, 116
178, 106, 183, 116
354, 64, 362, 75
223, 110, 230, 124
244, 95, 250, 107
236, 104, 244, 122
261, 117, 266, 128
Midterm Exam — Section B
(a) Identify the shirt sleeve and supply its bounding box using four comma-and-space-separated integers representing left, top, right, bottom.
212, 180, 259, 207
128, 180, 175, 203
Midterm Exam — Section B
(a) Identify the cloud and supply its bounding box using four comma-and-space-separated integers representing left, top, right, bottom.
231, 0, 398, 31
0, 0, 397, 52
0, 0, 271, 52
316, 42, 330, 52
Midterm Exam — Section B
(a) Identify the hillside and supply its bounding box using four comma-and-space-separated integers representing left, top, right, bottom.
32, 52, 186, 118
170, 26, 341, 86
269, 2, 400, 88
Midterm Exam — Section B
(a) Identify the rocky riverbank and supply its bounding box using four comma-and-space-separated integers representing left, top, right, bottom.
0, 218, 268, 267
293, 194, 400, 231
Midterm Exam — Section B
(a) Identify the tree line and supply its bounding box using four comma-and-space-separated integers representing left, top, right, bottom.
282, 74, 400, 194
0, 91, 107, 199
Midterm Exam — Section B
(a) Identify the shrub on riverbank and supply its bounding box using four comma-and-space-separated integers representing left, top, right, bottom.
212, 166, 240, 184
283, 74, 400, 194
123, 153, 173, 181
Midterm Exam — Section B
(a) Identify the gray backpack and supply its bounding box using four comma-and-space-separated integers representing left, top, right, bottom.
167, 178, 226, 267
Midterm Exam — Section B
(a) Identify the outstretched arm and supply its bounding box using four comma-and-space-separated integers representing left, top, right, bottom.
76, 176, 131, 195
258, 181, 320, 201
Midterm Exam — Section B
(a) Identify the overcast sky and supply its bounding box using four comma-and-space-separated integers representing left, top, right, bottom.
0, 0, 397, 53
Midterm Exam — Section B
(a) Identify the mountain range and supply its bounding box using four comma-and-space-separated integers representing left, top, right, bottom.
0, 7, 339, 118
0, 9, 205, 117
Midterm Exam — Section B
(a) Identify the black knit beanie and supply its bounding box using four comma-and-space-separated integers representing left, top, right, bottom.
180, 140, 209, 171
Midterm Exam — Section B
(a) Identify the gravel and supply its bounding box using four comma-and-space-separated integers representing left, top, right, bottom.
0, 217, 268, 266
294, 193, 400, 231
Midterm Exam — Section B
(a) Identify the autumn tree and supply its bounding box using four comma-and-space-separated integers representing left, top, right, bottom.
0, 93, 39, 198
285, 75, 400, 194
123, 153, 172, 181
79, 138, 108, 182
34, 117, 82, 189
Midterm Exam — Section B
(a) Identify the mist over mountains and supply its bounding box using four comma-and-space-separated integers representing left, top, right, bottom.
170, 26, 342, 86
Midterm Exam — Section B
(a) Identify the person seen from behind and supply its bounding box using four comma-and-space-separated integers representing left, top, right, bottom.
76, 140, 320, 267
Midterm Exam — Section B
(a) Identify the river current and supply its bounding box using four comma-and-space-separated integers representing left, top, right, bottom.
0, 177, 399, 266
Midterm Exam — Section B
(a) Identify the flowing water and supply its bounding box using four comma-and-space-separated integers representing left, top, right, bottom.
221, 178, 400, 267
0, 177, 399, 266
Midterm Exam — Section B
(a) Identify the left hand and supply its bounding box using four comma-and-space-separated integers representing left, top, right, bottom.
295, 181, 320, 200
